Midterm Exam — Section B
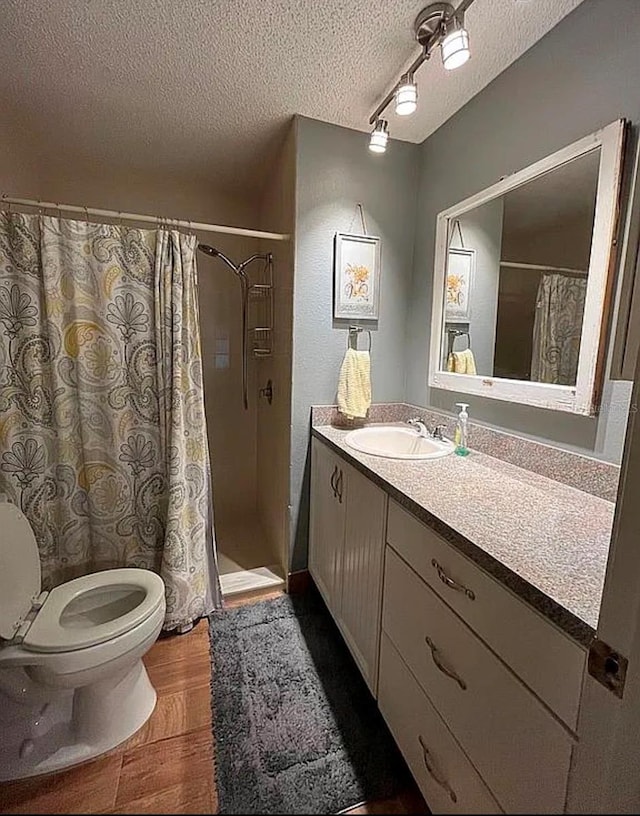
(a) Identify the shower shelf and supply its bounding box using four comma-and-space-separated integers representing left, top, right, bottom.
249, 259, 273, 357
252, 327, 272, 356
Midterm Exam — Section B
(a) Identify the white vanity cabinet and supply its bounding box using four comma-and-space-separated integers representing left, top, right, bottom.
385, 500, 586, 732
381, 545, 574, 814
308, 437, 589, 814
308, 438, 387, 694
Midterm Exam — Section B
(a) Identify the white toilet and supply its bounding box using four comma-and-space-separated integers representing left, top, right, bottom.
0, 500, 166, 781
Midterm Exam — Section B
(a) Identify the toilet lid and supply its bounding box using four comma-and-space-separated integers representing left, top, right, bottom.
0, 502, 42, 640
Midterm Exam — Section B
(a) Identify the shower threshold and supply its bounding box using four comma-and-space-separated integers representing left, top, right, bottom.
220, 564, 285, 598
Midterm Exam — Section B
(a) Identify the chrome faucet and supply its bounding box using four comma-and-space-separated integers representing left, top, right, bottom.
407, 417, 446, 441
407, 417, 429, 438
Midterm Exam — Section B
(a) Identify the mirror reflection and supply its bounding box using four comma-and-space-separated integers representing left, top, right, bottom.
441, 148, 600, 386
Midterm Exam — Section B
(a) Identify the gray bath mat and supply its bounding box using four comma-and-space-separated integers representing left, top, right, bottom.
208, 592, 406, 814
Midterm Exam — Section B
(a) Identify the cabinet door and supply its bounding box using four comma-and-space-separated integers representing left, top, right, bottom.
339, 460, 387, 696
308, 438, 346, 617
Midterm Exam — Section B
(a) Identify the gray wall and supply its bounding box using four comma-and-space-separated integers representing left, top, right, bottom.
407, 0, 638, 463
290, 116, 419, 570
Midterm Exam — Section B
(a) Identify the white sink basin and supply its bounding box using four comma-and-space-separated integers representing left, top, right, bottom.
344, 425, 455, 460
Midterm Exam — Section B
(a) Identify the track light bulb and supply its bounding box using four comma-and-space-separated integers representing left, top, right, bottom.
395, 75, 418, 116
369, 119, 389, 153
441, 17, 470, 70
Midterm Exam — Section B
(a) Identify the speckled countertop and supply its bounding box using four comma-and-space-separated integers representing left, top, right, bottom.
313, 424, 615, 646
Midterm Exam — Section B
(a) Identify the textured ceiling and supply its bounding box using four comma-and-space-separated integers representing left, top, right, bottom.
0, 0, 585, 198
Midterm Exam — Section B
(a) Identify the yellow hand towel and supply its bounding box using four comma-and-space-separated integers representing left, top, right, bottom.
447, 348, 477, 375
337, 348, 371, 419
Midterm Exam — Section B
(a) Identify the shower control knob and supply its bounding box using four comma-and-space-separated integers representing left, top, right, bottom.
605, 656, 620, 676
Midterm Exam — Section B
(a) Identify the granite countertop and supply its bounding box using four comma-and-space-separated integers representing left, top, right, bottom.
312, 423, 615, 646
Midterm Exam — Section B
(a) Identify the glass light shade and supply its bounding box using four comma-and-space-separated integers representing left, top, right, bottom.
395, 80, 418, 116
441, 27, 470, 70
369, 120, 389, 153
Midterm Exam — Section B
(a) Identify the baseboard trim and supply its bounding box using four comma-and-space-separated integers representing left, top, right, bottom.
287, 569, 312, 594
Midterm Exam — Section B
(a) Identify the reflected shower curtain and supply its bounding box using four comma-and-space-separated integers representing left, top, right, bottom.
531, 272, 587, 386
0, 212, 221, 629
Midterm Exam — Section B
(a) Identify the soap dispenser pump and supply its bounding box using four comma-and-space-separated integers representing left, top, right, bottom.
454, 403, 470, 457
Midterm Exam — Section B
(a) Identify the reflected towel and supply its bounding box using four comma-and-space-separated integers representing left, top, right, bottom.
447, 348, 477, 375
337, 348, 371, 419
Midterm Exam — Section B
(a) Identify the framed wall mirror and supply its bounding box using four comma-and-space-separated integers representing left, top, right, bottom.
429, 119, 626, 415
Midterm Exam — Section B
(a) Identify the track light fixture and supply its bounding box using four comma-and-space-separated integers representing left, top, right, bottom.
441, 15, 470, 70
367, 0, 475, 152
395, 74, 418, 116
369, 119, 389, 153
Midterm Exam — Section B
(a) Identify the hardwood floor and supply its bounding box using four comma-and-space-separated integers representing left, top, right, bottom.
0, 589, 427, 815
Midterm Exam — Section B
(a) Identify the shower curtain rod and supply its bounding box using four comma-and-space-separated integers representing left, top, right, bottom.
1, 195, 290, 242
499, 261, 587, 276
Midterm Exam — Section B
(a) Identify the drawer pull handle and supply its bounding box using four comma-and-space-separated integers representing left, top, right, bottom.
336, 469, 343, 504
431, 559, 475, 601
418, 735, 458, 804
425, 635, 467, 691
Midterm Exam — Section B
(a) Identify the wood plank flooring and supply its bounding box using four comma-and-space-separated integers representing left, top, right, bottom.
0, 589, 427, 814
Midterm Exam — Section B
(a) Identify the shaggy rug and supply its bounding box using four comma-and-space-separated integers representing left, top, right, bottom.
208, 592, 405, 814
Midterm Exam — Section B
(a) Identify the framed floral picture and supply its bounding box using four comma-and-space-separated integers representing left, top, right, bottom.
445, 247, 475, 322
333, 232, 381, 320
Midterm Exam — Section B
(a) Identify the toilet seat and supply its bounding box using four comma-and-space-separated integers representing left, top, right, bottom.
0, 500, 165, 654
22, 569, 165, 654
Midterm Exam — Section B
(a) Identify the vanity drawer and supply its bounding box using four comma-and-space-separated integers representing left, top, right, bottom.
379, 632, 502, 815
382, 546, 574, 814
386, 500, 585, 730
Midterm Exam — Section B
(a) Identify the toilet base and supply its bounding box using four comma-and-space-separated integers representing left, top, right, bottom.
0, 660, 157, 781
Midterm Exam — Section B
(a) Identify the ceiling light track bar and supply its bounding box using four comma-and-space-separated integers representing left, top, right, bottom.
368, 0, 476, 127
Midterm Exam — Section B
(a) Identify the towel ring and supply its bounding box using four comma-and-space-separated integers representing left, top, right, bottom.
348, 325, 371, 352
446, 328, 471, 357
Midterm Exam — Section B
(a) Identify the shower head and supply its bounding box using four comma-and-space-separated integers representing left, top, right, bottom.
198, 244, 219, 257
197, 243, 241, 276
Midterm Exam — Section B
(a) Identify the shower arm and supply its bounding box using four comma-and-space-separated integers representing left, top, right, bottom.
238, 254, 266, 271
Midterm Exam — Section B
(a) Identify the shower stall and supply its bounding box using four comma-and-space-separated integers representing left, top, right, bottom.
197, 236, 289, 597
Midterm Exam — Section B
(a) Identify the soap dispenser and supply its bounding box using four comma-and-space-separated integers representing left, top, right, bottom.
454, 403, 470, 457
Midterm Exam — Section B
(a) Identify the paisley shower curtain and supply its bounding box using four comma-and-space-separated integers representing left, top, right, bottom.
531, 272, 587, 386
0, 211, 221, 629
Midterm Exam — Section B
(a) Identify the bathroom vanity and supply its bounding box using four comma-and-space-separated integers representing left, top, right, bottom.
308, 423, 615, 814
304, 112, 640, 812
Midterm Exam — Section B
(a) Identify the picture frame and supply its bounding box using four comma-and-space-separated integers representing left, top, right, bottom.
333, 232, 381, 320
445, 247, 475, 322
